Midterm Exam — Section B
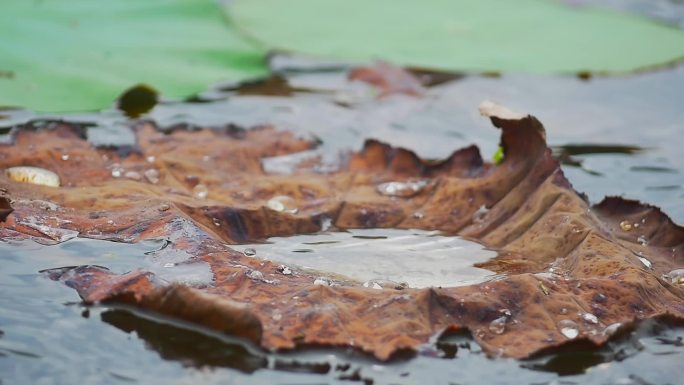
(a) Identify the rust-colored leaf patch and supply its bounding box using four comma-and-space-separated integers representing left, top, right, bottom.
1, 103, 682, 360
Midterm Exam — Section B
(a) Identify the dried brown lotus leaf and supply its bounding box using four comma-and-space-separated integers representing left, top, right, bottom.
1, 103, 682, 360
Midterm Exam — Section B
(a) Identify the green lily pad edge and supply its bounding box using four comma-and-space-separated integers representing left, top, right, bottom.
2, 0, 684, 113
0, 0, 268, 113
227, 0, 684, 74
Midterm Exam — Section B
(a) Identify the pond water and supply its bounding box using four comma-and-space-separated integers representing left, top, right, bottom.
1, 237, 683, 385
2, 8, 684, 381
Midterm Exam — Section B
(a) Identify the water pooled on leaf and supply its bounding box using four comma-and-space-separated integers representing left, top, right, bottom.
239, 229, 496, 288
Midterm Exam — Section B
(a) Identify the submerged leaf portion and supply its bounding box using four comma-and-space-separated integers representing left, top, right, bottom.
0, 103, 682, 360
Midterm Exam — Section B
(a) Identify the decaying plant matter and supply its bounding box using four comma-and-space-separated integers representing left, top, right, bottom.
0, 101, 682, 360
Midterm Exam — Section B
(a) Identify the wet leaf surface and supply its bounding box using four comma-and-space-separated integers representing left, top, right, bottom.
1, 95, 682, 363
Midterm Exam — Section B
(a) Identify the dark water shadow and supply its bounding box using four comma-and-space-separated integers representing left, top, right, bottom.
101, 308, 267, 373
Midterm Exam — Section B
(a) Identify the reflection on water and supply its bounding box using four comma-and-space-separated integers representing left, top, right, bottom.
101, 309, 266, 372
239, 228, 497, 288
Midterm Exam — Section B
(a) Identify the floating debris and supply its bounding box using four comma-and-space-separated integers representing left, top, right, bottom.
619, 220, 633, 231
376, 180, 428, 198
243, 248, 256, 257
539, 281, 550, 296
163, 263, 175, 268
558, 319, 579, 339
5, 166, 60, 187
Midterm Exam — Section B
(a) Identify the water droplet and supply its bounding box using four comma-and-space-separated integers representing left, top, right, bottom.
376, 180, 428, 198
212, 218, 221, 227
277, 265, 292, 275
363, 281, 383, 290
124, 171, 141, 181
266, 195, 298, 214
619, 221, 632, 231
319, 216, 332, 231
146, 155, 156, 163
158, 204, 170, 212
558, 319, 579, 339
472, 205, 489, 222
582, 313, 599, 324
664, 269, 684, 285
246, 270, 264, 281
111, 164, 124, 178
163, 263, 175, 268
313, 277, 331, 286
61, 154, 70, 161
144, 169, 160, 184
488, 316, 507, 335
637, 256, 652, 269
603, 323, 622, 336
5, 166, 61, 187
637, 235, 648, 246
243, 248, 256, 257
193, 184, 208, 199
594, 293, 607, 303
